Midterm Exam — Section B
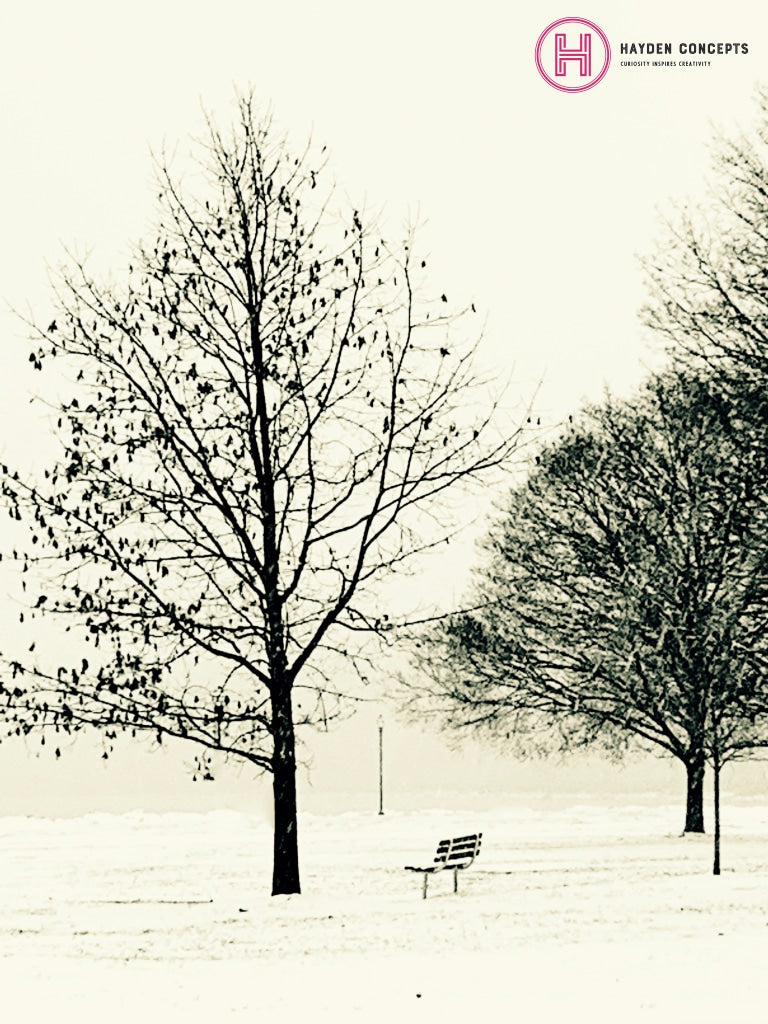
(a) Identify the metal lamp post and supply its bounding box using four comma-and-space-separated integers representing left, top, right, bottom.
377, 715, 384, 815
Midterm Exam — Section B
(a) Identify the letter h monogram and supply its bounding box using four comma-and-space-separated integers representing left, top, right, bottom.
554, 32, 592, 77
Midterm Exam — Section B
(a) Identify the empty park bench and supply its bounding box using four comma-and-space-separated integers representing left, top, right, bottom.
404, 832, 482, 898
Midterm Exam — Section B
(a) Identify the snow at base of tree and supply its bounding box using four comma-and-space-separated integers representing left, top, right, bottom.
2, 797, 767, 1022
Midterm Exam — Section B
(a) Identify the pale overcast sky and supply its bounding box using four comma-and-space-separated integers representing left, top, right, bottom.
0, 0, 766, 816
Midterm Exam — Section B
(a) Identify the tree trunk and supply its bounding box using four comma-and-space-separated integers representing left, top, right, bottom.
684, 750, 706, 833
270, 686, 301, 895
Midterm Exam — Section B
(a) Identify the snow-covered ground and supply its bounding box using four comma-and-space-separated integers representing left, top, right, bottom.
2, 797, 768, 1022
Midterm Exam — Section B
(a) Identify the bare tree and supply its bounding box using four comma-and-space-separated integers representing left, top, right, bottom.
404, 370, 768, 838
0, 95, 518, 895
638, 85, 768, 865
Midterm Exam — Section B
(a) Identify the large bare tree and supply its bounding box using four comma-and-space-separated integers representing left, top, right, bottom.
404, 370, 768, 837
0, 96, 518, 894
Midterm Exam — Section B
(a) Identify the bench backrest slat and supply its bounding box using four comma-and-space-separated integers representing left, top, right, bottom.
433, 832, 482, 868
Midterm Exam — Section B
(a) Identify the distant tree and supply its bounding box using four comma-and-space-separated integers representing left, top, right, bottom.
404, 370, 768, 836
0, 95, 518, 895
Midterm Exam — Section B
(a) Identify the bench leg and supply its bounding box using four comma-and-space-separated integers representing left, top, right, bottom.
453, 867, 458, 893
423, 874, 428, 899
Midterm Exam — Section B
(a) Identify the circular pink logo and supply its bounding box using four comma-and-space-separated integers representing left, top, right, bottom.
535, 17, 611, 92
